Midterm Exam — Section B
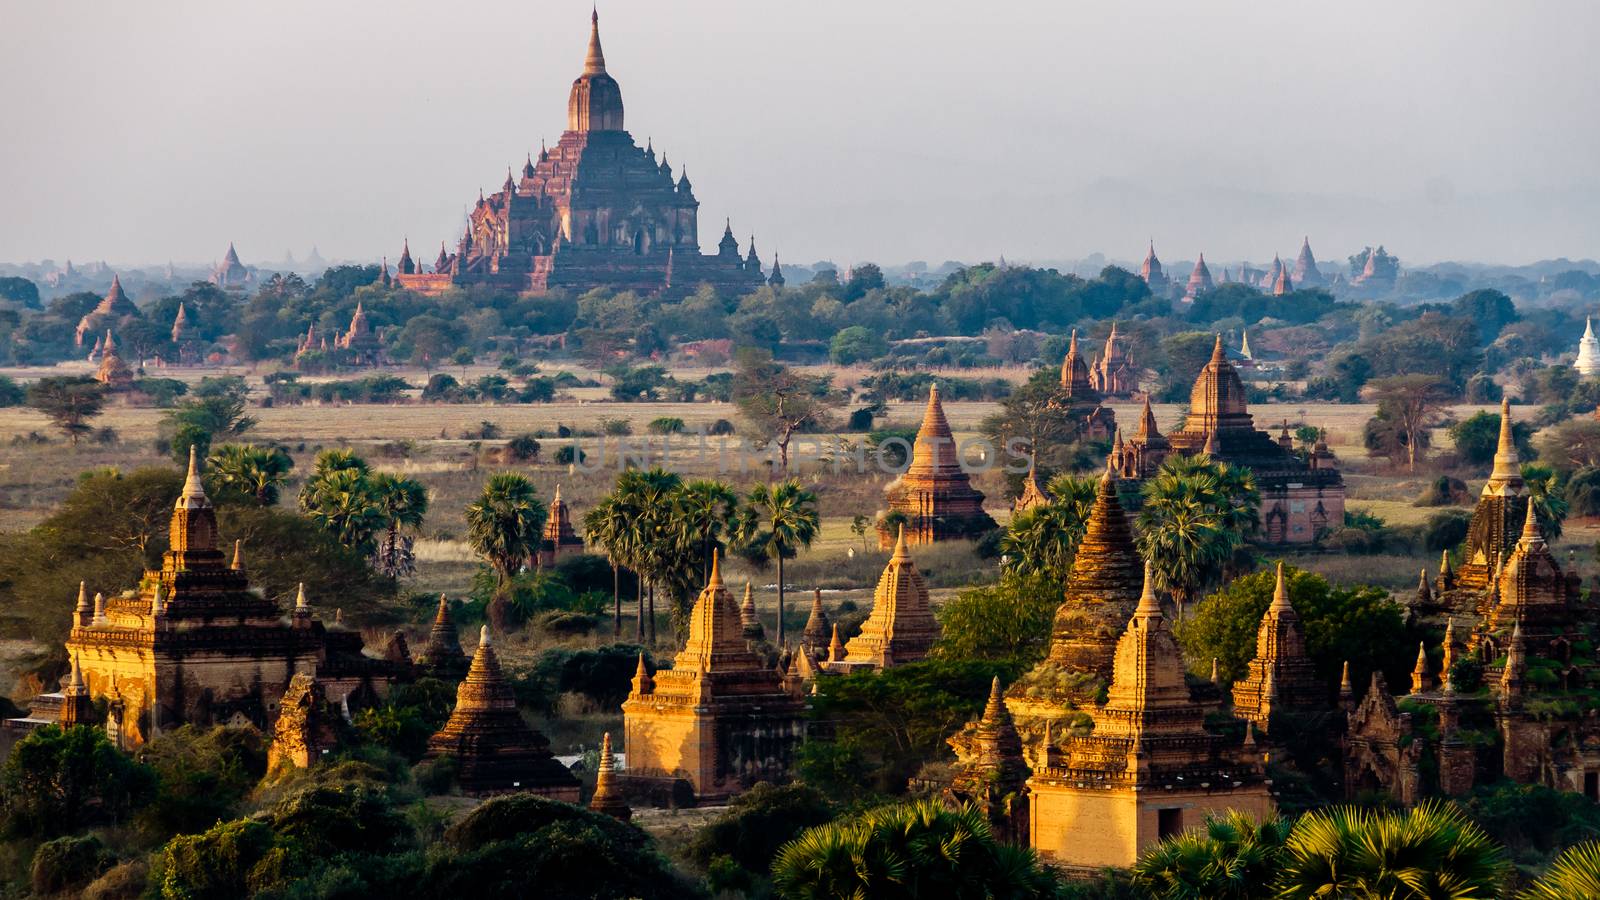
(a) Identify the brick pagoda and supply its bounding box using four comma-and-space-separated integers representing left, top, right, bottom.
537, 485, 585, 568
425, 625, 580, 799
829, 527, 940, 671
881, 384, 995, 547
1229, 563, 1325, 733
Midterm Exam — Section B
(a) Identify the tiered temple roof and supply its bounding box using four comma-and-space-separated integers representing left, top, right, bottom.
588, 731, 631, 819
1089, 322, 1138, 397
1185, 253, 1214, 298
537, 485, 585, 567
418, 594, 469, 676
426, 625, 579, 798
1446, 400, 1530, 597
799, 589, 828, 656
945, 677, 1030, 844
75, 275, 142, 347
1059, 331, 1098, 400
1043, 468, 1143, 681
882, 385, 994, 546
95, 329, 134, 389
1109, 397, 1170, 479
621, 551, 806, 801
1229, 563, 1325, 732
834, 527, 939, 670
1293, 236, 1323, 287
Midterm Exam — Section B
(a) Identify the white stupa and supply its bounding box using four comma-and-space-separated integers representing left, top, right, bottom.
1577, 317, 1600, 378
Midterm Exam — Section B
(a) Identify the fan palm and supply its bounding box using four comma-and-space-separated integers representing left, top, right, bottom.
1520, 840, 1600, 899
298, 467, 385, 556
614, 467, 683, 645
735, 479, 819, 646
1522, 463, 1569, 541
1277, 801, 1508, 900
1138, 455, 1259, 614
369, 472, 428, 578
771, 800, 1057, 900
1132, 810, 1290, 900
1001, 474, 1097, 581
673, 479, 739, 582
206, 443, 293, 506
464, 472, 546, 631
584, 494, 633, 637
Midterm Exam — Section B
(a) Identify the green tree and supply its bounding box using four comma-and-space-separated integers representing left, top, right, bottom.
1277, 802, 1507, 900
934, 573, 1060, 664
370, 472, 429, 578
1137, 455, 1259, 613
1363, 374, 1455, 473
772, 800, 1059, 900
1523, 463, 1569, 542
26, 376, 108, 446
0, 725, 155, 839
1132, 810, 1291, 900
584, 494, 635, 638
1538, 417, 1600, 475
162, 376, 257, 464
731, 349, 843, 470
1450, 411, 1534, 468
979, 367, 1087, 474
298, 465, 386, 556
1175, 564, 1408, 686
829, 325, 889, 365
733, 479, 820, 646
689, 782, 837, 895
673, 479, 739, 583
999, 474, 1096, 581
614, 467, 686, 644
465, 473, 547, 630
206, 443, 294, 506
1566, 467, 1600, 518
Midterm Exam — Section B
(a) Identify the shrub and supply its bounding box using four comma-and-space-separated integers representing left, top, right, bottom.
1422, 508, 1473, 552
707, 418, 736, 436
31, 834, 111, 896
647, 416, 685, 435
554, 445, 586, 465
506, 434, 541, 461
1566, 467, 1600, 518
1416, 475, 1470, 506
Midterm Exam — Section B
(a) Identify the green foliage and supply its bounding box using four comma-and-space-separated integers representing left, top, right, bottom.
26, 375, 108, 445
1137, 455, 1260, 606
1524, 463, 1570, 541
0, 725, 156, 839
135, 725, 268, 843
1521, 841, 1600, 900
30, 833, 111, 895
153, 818, 281, 899
1000, 474, 1096, 581
1423, 508, 1473, 552
1566, 466, 1600, 518
829, 325, 889, 364
162, 377, 257, 463
1450, 411, 1535, 468
1459, 782, 1600, 869
1176, 564, 1410, 687
647, 416, 686, 435
731, 349, 843, 468
434, 793, 696, 899
1132, 810, 1292, 900
690, 781, 837, 892
771, 800, 1060, 899
464, 472, 547, 629
803, 658, 1024, 794
1276, 801, 1507, 899
353, 678, 457, 762
934, 572, 1061, 664
206, 442, 294, 506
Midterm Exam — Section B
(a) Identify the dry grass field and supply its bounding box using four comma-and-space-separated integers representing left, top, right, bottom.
0, 359, 1575, 642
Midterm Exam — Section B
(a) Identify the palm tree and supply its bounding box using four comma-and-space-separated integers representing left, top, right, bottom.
614, 467, 682, 645
298, 467, 385, 556
584, 494, 633, 638
1277, 801, 1508, 900
735, 479, 820, 646
369, 472, 428, 578
772, 800, 1057, 900
1132, 810, 1290, 900
1137, 456, 1259, 615
206, 443, 293, 506
673, 479, 738, 582
464, 473, 546, 631
1520, 840, 1600, 899
1001, 474, 1098, 581
1522, 463, 1570, 541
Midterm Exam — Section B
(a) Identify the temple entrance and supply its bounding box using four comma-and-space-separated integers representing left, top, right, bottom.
633, 229, 644, 254
1157, 808, 1183, 840
1586, 771, 1598, 801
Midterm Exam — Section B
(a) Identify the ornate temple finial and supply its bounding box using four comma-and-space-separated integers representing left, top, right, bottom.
892, 524, 908, 559
68, 653, 84, 691
1270, 561, 1292, 612
1135, 560, 1162, 617
630, 650, 654, 695
1210, 657, 1220, 684
1520, 492, 1542, 543
295, 582, 309, 611
231, 539, 244, 570
179, 444, 208, 506
479, 624, 492, 648
1440, 549, 1453, 577
1339, 660, 1353, 696
1490, 398, 1520, 481
707, 548, 723, 586
92, 592, 105, 626
828, 623, 843, 662
75, 581, 90, 619
1442, 619, 1458, 692
553, 483, 562, 503
982, 676, 1006, 722
1410, 641, 1431, 693
584, 7, 607, 75
151, 583, 164, 616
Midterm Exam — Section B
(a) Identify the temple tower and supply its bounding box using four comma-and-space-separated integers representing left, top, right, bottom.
537, 485, 585, 567
1041, 468, 1143, 681
1027, 564, 1272, 870
1230, 563, 1324, 732
946, 677, 1030, 844
1293, 236, 1323, 287
881, 385, 994, 547
75, 275, 142, 348
621, 552, 806, 802
425, 626, 580, 798
1456, 401, 1528, 593
1184, 254, 1214, 299
1576, 318, 1600, 378
588, 731, 632, 820
418, 594, 469, 676
833, 527, 939, 670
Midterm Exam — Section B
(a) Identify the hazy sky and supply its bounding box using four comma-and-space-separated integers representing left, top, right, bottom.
4, 1, 1598, 270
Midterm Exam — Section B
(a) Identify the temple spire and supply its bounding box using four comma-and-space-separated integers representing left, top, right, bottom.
231, 540, 244, 570
1135, 561, 1162, 617
583, 8, 607, 75
1269, 561, 1292, 613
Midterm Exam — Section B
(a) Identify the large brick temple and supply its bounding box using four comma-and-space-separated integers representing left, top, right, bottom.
396, 12, 771, 298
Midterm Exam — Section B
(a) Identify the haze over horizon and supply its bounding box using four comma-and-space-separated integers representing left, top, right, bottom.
4, 0, 1598, 270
